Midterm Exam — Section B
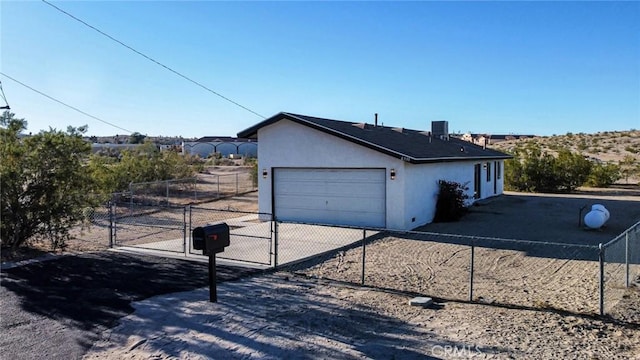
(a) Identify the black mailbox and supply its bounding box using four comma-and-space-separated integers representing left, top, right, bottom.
192, 223, 230, 255
192, 222, 230, 303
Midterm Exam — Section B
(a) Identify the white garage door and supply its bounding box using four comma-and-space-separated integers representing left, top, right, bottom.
274, 168, 386, 228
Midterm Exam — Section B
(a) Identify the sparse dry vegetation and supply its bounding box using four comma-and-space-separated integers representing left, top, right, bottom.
490, 130, 640, 186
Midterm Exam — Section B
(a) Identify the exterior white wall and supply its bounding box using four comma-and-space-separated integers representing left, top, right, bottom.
257, 120, 406, 229
403, 159, 505, 230
403, 161, 473, 230
257, 119, 506, 231
477, 160, 505, 199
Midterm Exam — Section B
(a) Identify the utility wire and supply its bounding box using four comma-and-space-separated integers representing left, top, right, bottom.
42, 0, 266, 119
0, 72, 134, 134
0, 81, 10, 109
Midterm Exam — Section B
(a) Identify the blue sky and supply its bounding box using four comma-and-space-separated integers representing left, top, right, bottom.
1, 1, 639, 138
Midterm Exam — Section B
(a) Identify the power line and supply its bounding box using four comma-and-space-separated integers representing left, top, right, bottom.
41, 0, 266, 119
0, 81, 10, 109
0, 72, 134, 134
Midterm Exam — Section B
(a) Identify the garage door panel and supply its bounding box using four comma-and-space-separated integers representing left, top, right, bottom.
276, 180, 383, 196
276, 195, 385, 212
274, 168, 386, 228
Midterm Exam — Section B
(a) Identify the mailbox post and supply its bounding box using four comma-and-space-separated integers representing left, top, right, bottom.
192, 223, 230, 302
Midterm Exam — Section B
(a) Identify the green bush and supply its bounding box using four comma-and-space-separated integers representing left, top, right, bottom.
1, 111, 98, 250
505, 144, 592, 193
244, 157, 259, 187
585, 163, 621, 187
433, 180, 469, 222
88, 142, 204, 194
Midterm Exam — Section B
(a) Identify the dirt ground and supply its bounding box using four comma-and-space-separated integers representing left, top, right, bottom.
82, 273, 640, 359
78, 188, 640, 359
4, 186, 640, 359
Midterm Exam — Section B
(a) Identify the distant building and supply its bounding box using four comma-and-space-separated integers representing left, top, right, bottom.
182, 136, 257, 158
459, 133, 536, 146
90, 143, 141, 153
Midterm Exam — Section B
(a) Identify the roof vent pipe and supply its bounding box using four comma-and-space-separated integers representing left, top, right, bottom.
374, 113, 378, 127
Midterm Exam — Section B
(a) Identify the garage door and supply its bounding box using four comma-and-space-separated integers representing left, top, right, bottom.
274, 168, 386, 228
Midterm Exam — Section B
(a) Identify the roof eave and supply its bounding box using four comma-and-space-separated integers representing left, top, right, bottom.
409, 154, 513, 164
237, 112, 513, 163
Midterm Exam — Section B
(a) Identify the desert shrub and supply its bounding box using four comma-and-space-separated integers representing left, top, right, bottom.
625, 145, 639, 154
585, 163, 621, 187
1, 111, 98, 250
433, 180, 469, 222
577, 140, 588, 151
89, 142, 203, 194
244, 157, 259, 187
505, 144, 592, 193
620, 155, 638, 184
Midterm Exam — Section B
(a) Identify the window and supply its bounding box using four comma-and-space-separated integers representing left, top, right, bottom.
486, 162, 491, 181
496, 161, 502, 180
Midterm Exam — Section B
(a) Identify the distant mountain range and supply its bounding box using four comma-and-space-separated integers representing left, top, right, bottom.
488, 130, 640, 165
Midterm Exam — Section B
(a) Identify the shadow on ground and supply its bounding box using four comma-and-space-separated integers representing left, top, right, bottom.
0, 251, 260, 359
89, 275, 515, 359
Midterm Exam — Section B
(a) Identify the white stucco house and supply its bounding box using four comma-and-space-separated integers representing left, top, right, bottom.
238, 112, 511, 231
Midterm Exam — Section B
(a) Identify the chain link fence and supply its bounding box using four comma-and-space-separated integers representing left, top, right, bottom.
602, 220, 640, 314
97, 198, 639, 318
66, 203, 113, 252
128, 173, 256, 207
112, 204, 187, 253
189, 207, 273, 265
283, 227, 603, 312
470, 237, 600, 313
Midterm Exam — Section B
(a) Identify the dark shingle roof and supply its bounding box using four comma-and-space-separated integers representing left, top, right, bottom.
237, 112, 511, 164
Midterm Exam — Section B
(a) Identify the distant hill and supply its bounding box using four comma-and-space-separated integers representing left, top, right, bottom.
488, 130, 640, 185
488, 130, 640, 164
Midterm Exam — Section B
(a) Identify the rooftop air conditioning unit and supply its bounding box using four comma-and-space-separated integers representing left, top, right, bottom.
431, 121, 449, 140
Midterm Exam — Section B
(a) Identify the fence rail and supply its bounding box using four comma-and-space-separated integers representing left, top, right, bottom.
126, 173, 256, 207
90, 202, 640, 318
601, 220, 640, 314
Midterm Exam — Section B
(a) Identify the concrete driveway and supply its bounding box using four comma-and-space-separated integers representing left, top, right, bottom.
120, 217, 375, 268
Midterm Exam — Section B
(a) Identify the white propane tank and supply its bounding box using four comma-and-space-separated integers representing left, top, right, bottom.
584, 204, 609, 229
591, 204, 610, 222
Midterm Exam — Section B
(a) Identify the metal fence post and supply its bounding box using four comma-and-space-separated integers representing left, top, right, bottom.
193, 177, 197, 202
183, 205, 188, 254
108, 201, 114, 248
166, 180, 170, 206
361, 229, 367, 286
599, 243, 605, 316
625, 231, 630, 288
188, 205, 193, 255
273, 220, 279, 269
112, 202, 118, 246
469, 238, 475, 302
